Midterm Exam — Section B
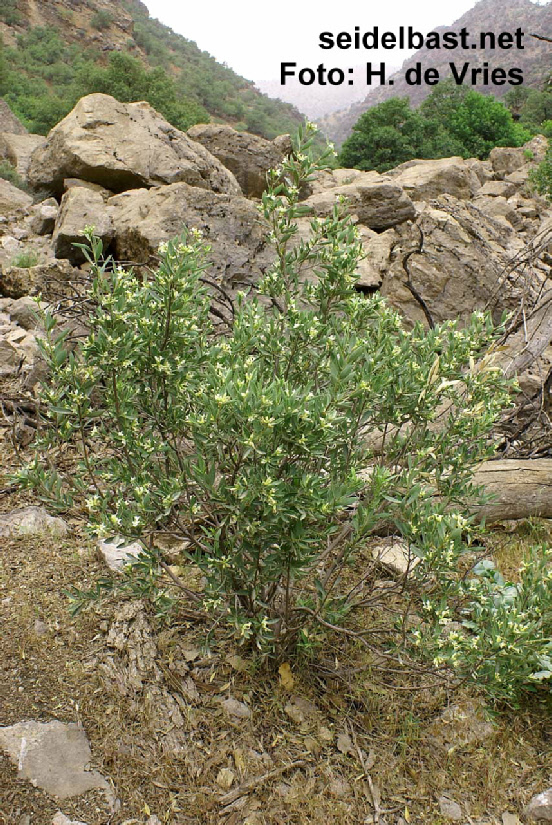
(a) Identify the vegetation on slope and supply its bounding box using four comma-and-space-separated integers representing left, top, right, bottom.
0, 0, 303, 138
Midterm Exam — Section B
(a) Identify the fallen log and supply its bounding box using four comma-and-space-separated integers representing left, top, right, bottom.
472, 459, 552, 523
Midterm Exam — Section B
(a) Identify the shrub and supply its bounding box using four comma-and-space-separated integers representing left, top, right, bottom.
21, 123, 552, 702
90, 10, 112, 31
11, 250, 38, 268
0, 159, 28, 191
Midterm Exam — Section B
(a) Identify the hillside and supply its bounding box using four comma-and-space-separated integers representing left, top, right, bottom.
321, 0, 552, 145
0, 0, 304, 138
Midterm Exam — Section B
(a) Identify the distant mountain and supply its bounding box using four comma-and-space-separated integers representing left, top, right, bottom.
0, 0, 304, 138
256, 65, 385, 120
321, 0, 552, 146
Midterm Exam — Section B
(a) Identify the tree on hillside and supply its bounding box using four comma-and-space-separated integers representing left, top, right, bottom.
340, 85, 530, 172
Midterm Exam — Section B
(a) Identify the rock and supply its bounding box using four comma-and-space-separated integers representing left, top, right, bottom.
0, 338, 20, 375
29, 197, 59, 235
273, 134, 292, 156
108, 182, 268, 284
0, 720, 111, 800
472, 195, 520, 227
427, 699, 494, 752
8, 296, 40, 329
0, 178, 32, 213
52, 814, 89, 825
302, 172, 416, 231
284, 696, 317, 725
501, 814, 521, 825
438, 796, 463, 821
221, 697, 252, 720
187, 123, 283, 198
0, 258, 79, 300
53, 187, 114, 263
477, 180, 517, 198
489, 146, 527, 178
216, 767, 236, 789
371, 536, 418, 576
524, 134, 549, 163
0, 506, 69, 537
28, 93, 241, 196
63, 178, 113, 199
389, 157, 482, 201
355, 227, 396, 292
97, 537, 143, 571
0, 99, 28, 135
309, 167, 366, 196
525, 789, 552, 822
0, 132, 46, 179
380, 194, 530, 327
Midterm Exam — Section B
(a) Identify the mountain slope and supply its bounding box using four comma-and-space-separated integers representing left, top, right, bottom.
0, 0, 304, 138
321, 0, 552, 145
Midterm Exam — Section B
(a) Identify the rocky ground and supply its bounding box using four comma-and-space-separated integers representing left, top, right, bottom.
0, 94, 552, 824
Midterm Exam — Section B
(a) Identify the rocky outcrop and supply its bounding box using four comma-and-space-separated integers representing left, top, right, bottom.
302, 171, 416, 231
108, 182, 270, 284
28, 94, 242, 197
187, 123, 283, 198
388, 157, 482, 201
380, 194, 536, 326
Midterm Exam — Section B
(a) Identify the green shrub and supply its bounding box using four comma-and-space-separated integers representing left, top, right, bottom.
0, 159, 28, 191
90, 10, 113, 31
11, 250, 38, 268
529, 147, 552, 197
21, 124, 551, 702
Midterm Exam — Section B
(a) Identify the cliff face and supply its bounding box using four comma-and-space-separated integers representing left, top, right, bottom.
321, 0, 552, 145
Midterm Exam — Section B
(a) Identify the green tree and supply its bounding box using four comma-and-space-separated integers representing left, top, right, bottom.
447, 90, 529, 158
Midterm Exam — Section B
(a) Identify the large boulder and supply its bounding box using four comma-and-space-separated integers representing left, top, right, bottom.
388, 157, 482, 201
0, 259, 79, 300
0, 178, 32, 215
187, 124, 283, 198
0, 132, 46, 179
301, 171, 416, 231
108, 182, 269, 285
380, 194, 538, 326
28, 94, 242, 197
488, 146, 527, 179
53, 187, 114, 263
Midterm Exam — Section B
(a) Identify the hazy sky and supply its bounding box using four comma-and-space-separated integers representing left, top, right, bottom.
142, 0, 502, 81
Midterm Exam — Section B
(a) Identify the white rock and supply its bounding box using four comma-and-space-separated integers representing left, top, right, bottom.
525, 788, 552, 822
0, 506, 69, 537
97, 536, 143, 571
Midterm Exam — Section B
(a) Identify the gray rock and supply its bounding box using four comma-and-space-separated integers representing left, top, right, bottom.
221, 697, 252, 719
0, 132, 46, 179
0, 178, 32, 214
525, 788, 552, 822
188, 123, 283, 198
489, 146, 527, 178
389, 156, 482, 201
427, 699, 495, 752
108, 182, 268, 285
438, 796, 463, 821
0, 720, 110, 800
0, 99, 28, 135
0, 338, 20, 376
52, 813, 89, 825
8, 296, 41, 330
97, 537, 143, 571
302, 172, 416, 231
53, 187, 114, 264
28, 93, 241, 197
477, 180, 517, 198
0, 506, 69, 538
30, 197, 59, 235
